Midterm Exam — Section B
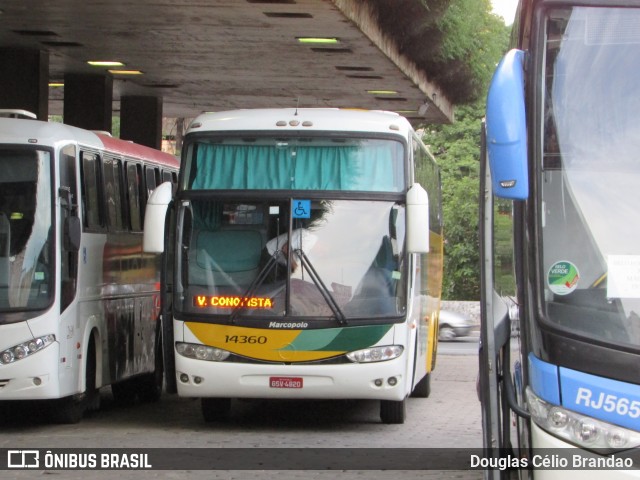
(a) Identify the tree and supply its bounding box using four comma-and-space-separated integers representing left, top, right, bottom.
421, 2, 510, 300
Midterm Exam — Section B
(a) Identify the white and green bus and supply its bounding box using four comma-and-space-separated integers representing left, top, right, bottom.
144, 108, 443, 424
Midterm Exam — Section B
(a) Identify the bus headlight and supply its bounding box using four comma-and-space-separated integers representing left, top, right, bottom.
526, 386, 640, 451
346, 345, 403, 363
176, 342, 230, 362
0, 334, 56, 365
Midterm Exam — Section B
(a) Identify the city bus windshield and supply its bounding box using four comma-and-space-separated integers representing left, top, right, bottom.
540, 7, 640, 349
176, 198, 406, 322
0, 148, 53, 317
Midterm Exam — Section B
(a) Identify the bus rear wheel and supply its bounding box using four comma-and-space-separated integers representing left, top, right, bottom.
201, 398, 231, 422
380, 398, 406, 424
138, 331, 164, 403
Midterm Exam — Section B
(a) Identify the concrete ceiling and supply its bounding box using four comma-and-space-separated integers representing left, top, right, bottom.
0, 0, 455, 125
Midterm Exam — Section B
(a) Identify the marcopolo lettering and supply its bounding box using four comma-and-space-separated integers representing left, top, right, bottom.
268, 321, 309, 329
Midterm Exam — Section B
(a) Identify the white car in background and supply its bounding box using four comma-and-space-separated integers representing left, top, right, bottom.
438, 309, 475, 341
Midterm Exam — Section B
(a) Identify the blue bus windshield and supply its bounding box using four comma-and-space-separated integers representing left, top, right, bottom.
541, 7, 640, 349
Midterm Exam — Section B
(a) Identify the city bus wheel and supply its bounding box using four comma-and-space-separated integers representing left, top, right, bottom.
380, 398, 406, 424
201, 398, 231, 422
111, 379, 137, 405
50, 394, 86, 424
410, 372, 431, 398
138, 332, 164, 403
84, 337, 100, 412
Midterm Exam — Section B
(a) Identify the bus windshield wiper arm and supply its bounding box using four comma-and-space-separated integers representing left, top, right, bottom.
294, 249, 347, 325
230, 251, 281, 323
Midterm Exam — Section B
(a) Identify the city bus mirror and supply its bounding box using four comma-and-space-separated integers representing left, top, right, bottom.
406, 183, 429, 253
64, 216, 81, 252
486, 49, 528, 200
143, 181, 173, 253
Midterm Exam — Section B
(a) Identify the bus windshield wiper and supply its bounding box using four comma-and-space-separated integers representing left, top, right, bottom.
229, 251, 282, 323
294, 249, 347, 325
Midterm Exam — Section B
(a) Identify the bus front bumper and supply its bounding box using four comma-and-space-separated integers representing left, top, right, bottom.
0, 342, 61, 400
174, 354, 409, 401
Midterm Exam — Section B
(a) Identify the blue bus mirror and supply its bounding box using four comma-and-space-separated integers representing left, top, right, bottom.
486, 49, 528, 200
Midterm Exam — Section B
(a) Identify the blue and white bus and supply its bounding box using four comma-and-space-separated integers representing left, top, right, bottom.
480, 1, 640, 478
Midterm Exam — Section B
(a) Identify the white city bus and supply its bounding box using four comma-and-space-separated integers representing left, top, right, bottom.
0, 113, 179, 423
144, 108, 443, 424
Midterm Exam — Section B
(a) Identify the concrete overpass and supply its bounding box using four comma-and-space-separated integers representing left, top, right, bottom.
0, 0, 471, 149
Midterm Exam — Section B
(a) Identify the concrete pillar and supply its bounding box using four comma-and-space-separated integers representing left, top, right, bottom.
0, 48, 49, 120
120, 96, 163, 149
63, 74, 113, 132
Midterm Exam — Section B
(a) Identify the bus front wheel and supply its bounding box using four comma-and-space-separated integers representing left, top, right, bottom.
410, 372, 431, 398
380, 398, 406, 424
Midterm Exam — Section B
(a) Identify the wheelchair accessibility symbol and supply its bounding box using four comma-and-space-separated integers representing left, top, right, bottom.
292, 200, 311, 218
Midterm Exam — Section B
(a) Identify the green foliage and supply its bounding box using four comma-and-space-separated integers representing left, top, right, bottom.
423, 102, 484, 299
437, 0, 511, 98
420, 1, 511, 300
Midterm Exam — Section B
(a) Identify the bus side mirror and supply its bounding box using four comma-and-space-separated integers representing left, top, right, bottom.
64, 216, 81, 252
486, 48, 528, 200
143, 181, 173, 253
406, 183, 429, 253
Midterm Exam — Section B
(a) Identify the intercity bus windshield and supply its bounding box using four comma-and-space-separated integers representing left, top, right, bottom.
0, 148, 53, 316
541, 7, 640, 350
176, 197, 406, 323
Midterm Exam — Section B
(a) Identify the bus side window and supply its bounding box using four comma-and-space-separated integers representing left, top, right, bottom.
103, 157, 125, 232
60, 144, 79, 312
80, 152, 104, 230
162, 169, 178, 195
126, 162, 143, 231
145, 166, 159, 198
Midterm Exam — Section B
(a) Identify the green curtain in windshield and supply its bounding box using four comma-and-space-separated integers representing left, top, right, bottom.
190, 144, 399, 191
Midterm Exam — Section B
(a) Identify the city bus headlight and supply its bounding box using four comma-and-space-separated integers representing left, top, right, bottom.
176, 342, 230, 362
0, 334, 56, 365
526, 386, 640, 451
346, 345, 403, 363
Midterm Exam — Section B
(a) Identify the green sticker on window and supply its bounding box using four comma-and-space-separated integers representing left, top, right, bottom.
547, 260, 580, 296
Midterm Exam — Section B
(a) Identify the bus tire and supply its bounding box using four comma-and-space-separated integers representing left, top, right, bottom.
51, 395, 85, 424
85, 336, 100, 412
138, 331, 164, 403
111, 379, 137, 405
201, 398, 231, 422
380, 398, 406, 424
410, 372, 431, 398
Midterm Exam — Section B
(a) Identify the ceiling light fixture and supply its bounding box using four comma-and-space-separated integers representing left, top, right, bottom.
367, 90, 398, 95
108, 69, 143, 75
297, 37, 339, 44
87, 61, 125, 67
